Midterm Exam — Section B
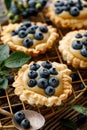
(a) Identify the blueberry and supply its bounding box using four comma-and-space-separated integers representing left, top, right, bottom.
70, 73, 80, 81
45, 86, 55, 96
18, 26, 27, 32
54, 1, 64, 7
18, 30, 27, 38
0, 89, 5, 96
23, 38, 33, 48
28, 70, 38, 79
77, 114, 87, 124
67, 0, 75, 6
11, 30, 18, 36
27, 8, 38, 16
75, 33, 83, 38
37, 78, 48, 89
49, 77, 59, 88
49, 68, 58, 75
61, 6, 70, 11
23, 21, 31, 27
40, 0, 47, 6
34, 32, 44, 40
84, 32, 87, 37
82, 39, 87, 46
40, 26, 48, 33
26, 26, 36, 34
69, 7, 80, 16
72, 41, 82, 50
76, 3, 83, 10
11, 4, 20, 15
22, 11, 29, 19
8, 75, 14, 84
40, 69, 50, 78
55, 7, 63, 14
14, 111, 25, 124
81, 48, 87, 57
78, 83, 84, 90
28, 0, 36, 7
28, 79, 37, 87
42, 61, 52, 69
21, 119, 30, 129
30, 63, 40, 70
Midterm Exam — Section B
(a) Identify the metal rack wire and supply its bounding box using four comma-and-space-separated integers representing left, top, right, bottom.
0, 26, 87, 130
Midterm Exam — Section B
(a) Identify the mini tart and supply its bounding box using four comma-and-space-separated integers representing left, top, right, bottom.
1, 21, 58, 57
59, 30, 87, 68
45, 0, 87, 29
13, 61, 72, 107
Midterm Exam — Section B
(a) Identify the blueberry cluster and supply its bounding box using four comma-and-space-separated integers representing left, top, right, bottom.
72, 32, 87, 57
11, 21, 48, 48
54, 0, 85, 16
14, 111, 30, 129
8, 0, 47, 23
28, 61, 59, 96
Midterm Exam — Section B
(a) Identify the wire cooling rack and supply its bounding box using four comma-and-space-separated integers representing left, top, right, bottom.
0, 24, 87, 130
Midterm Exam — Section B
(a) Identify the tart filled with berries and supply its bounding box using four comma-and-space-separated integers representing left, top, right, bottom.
45, 0, 87, 29
1, 21, 58, 56
13, 61, 72, 107
59, 30, 87, 68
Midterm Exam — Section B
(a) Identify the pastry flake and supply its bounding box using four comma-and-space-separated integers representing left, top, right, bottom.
13, 61, 72, 107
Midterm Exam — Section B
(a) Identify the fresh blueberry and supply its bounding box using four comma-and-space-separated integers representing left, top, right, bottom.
82, 39, 87, 46
0, 89, 5, 96
21, 119, 31, 129
49, 68, 58, 75
23, 21, 31, 27
77, 114, 87, 123
78, 83, 85, 90
23, 38, 33, 48
67, 0, 75, 6
18, 26, 27, 32
49, 77, 59, 88
61, 6, 70, 11
69, 7, 80, 16
34, 32, 44, 40
11, 30, 18, 36
30, 63, 40, 70
22, 11, 29, 19
81, 48, 87, 57
75, 33, 83, 38
37, 78, 48, 89
40, 26, 48, 33
70, 73, 80, 81
40, 68, 50, 78
18, 30, 27, 38
14, 111, 25, 124
28, 0, 36, 7
26, 26, 36, 34
55, 7, 63, 14
11, 4, 20, 15
72, 41, 82, 50
54, 1, 64, 7
83, 32, 87, 37
42, 61, 52, 69
28, 79, 37, 87
76, 2, 83, 10
45, 86, 55, 96
8, 75, 14, 84
27, 7, 38, 16
40, 0, 47, 6
28, 70, 38, 79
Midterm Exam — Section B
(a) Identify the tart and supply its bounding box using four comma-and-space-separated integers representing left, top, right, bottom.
1, 21, 58, 56
59, 30, 87, 68
13, 61, 72, 107
45, 0, 87, 29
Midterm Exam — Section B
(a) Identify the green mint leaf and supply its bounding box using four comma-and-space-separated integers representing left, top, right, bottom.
0, 45, 9, 65
71, 105, 87, 115
0, 77, 8, 89
4, 0, 12, 10
5, 52, 31, 68
60, 119, 77, 130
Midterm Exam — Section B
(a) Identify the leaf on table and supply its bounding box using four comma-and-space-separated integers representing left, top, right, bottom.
0, 77, 8, 89
5, 52, 31, 68
60, 119, 77, 130
4, 0, 12, 10
0, 45, 9, 65
71, 105, 87, 116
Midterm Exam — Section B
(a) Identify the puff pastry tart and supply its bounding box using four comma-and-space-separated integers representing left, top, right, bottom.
59, 30, 87, 68
13, 61, 72, 107
45, 0, 87, 29
1, 21, 58, 56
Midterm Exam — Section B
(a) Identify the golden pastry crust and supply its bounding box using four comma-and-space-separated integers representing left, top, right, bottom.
59, 30, 87, 68
13, 61, 72, 107
45, 0, 87, 29
1, 22, 58, 57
